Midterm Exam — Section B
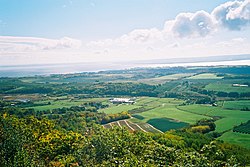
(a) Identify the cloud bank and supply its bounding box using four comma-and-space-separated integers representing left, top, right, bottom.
212, 0, 250, 30
169, 10, 214, 38
1, 0, 250, 65
89, 0, 250, 48
0, 36, 82, 53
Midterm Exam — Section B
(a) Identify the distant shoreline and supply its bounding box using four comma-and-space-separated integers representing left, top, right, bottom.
0, 59, 249, 78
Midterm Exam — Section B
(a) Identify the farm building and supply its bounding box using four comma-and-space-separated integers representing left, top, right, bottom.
232, 84, 248, 87
110, 98, 135, 104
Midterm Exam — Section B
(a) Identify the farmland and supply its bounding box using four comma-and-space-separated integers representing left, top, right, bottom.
178, 104, 250, 132
102, 119, 161, 133
1, 65, 250, 166
219, 131, 250, 149
99, 103, 140, 114
138, 73, 195, 85
221, 100, 250, 110
188, 73, 223, 79
205, 83, 250, 93
27, 98, 108, 111
101, 97, 210, 132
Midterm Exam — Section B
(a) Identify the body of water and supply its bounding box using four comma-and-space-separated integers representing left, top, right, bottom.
0, 60, 249, 77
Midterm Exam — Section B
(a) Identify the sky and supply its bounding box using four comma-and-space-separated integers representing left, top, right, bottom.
0, 0, 250, 65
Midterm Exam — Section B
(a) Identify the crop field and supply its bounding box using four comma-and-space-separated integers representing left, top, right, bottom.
27, 98, 108, 111
100, 97, 211, 132
205, 83, 250, 93
219, 131, 250, 149
178, 104, 250, 132
221, 100, 250, 110
187, 73, 223, 79
99, 104, 140, 114
131, 106, 209, 127
103, 120, 162, 133
138, 73, 194, 85
147, 118, 188, 132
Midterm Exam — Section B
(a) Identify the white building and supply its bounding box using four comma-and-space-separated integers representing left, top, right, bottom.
110, 98, 135, 104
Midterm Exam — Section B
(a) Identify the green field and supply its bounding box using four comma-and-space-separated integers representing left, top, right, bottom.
138, 73, 194, 85
99, 104, 140, 114
178, 104, 250, 132
219, 131, 250, 149
100, 97, 210, 132
222, 100, 250, 110
205, 83, 250, 93
28, 98, 108, 111
188, 73, 223, 79
147, 118, 188, 132
132, 105, 210, 124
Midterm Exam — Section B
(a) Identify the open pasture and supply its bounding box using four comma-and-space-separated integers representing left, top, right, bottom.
147, 118, 188, 132
222, 100, 250, 110
187, 73, 223, 79
178, 104, 250, 132
138, 73, 194, 85
99, 104, 140, 114
219, 131, 250, 149
205, 83, 250, 93
28, 98, 108, 111
132, 105, 209, 125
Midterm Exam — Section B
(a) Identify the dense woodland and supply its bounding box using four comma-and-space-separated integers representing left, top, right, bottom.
1, 112, 250, 166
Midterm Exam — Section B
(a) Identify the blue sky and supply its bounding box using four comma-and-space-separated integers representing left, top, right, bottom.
0, 0, 250, 65
0, 0, 229, 39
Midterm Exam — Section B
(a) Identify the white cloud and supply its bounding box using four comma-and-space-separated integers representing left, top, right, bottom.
119, 28, 164, 43
212, 0, 250, 30
1, 0, 250, 65
0, 36, 82, 53
88, 0, 250, 52
169, 11, 215, 38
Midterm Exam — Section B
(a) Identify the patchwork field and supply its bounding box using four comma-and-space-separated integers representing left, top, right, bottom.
187, 73, 223, 79
221, 100, 250, 110
27, 98, 108, 111
100, 97, 250, 148
177, 104, 250, 132
205, 83, 250, 93
103, 120, 162, 133
138, 73, 195, 85
99, 104, 140, 114
101, 97, 210, 132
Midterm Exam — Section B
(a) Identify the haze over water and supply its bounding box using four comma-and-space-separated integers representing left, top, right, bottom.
1, 59, 249, 77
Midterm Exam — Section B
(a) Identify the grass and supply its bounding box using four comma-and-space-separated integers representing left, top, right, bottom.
99, 97, 180, 114
138, 73, 195, 85
188, 73, 223, 79
222, 100, 250, 110
101, 97, 209, 132
178, 104, 250, 132
99, 104, 140, 114
132, 105, 210, 124
28, 98, 108, 111
219, 131, 250, 149
147, 118, 188, 132
205, 83, 250, 93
